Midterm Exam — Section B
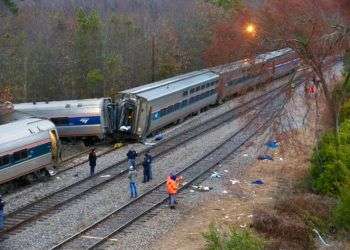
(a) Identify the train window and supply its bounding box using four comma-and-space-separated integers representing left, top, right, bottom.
0, 155, 10, 167
183, 90, 188, 96
51, 117, 69, 126
181, 100, 187, 107
167, 105, 174, 114
65, 104, 71, 108
190, 88, 195, 94
160, 108, 167, 117
201, 85, 205, 90
206, 83, 210, 88
152, 112, 160, 120
196, 86, 200, 92
174, 103, 181, 110
13, 149, 28, 162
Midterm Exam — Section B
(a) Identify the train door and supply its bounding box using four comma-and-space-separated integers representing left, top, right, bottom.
49, 130, 60, 163
119, 100, 137, 135
136, 99, 151, 138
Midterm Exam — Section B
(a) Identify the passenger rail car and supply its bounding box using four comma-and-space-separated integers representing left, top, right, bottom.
0, 118, 60, 185
116, 70, 219, 139
212, 48, 299, 101
14, 98, 114, 140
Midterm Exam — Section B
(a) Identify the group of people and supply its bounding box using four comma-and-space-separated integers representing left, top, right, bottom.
87, 147, 180, 209
127, 148, 153, 198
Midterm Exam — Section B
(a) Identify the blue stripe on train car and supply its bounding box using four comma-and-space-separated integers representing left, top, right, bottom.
0, 142, 52, 171
66, 116, 101, 126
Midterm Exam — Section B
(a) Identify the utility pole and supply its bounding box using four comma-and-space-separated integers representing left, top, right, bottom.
151, 33, 156, 82
24, 56, 28, 101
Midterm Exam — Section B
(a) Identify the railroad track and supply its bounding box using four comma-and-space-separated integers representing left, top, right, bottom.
58, 145, 115, 175
51, 83, 289, 250
0, 77, 300, 239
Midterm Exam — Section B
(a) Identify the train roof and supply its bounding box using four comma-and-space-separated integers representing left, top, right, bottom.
121, 70, 219, 101
14, 98, 109, 112
211, 48, 294, 74
0, 118, 55, 144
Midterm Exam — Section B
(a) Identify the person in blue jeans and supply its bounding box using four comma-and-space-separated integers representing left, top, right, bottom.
128, 165, 138, 198
0, 195, 5, 230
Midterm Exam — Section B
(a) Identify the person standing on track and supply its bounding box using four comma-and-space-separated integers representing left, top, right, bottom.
88, 148, 97, 177
142, 151, 152, 182
0, 195, 5, 230
166, 174, 178, 209
127, 148, 137, 167
128, 165, 138, 198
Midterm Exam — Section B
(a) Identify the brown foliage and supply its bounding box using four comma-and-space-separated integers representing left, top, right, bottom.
275, 193, 335, 221
252, 209, 314, 249
0, 86, 13, 102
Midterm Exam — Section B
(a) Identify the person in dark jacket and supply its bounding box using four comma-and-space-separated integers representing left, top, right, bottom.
127, 148, 137, 167
142, 151, 152, 182
0, 195, 4, 230
89, 148, 97, 177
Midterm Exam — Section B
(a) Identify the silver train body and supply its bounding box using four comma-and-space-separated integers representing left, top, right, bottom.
14, 98, 114, 139
116, 70, 219, 139
116, 48, 299, 140
0, 118, 60, 185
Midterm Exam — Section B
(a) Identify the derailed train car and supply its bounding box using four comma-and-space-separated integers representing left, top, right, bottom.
116, 70, 219, 139
14, 98, 114, 140
0, 118, 60, 185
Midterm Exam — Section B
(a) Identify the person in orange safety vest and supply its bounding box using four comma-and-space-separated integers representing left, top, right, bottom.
167, 174, 178, 209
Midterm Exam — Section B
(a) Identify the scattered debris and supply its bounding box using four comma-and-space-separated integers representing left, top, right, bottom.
279, 157, 284, 161
210, 171, 222, 178
252, 179, 264, 185
143, 142, 156, 146
100, 175, 111, 178
265, 139, 279, 149
189, 190, 195, 193
192, 185, 212, 192
313, 229, 331, 246
240, 224, 247, 228
74, 173, 79, 177
56, 176, 61, 180
223, 170, 229, 173
154, 133, 164, 141
113, 143, 123, 149
222, 190, 228, 194
224, 215, 229, 219
243, 153, 249, 157
257, 155, 273, 161
247, 214, 253, 218
230, 179, 240, 185
120, 125, 131, 131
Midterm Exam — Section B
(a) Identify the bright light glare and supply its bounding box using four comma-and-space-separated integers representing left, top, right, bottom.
245, 24, 256, 34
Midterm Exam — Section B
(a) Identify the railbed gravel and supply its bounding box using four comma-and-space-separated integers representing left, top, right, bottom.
2, 73, 291, 214
99, 63, 343, 250
0, 99, 268, 249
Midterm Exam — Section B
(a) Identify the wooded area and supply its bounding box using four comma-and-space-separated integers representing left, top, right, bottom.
0, 0, 348, 104
0, 0, 228, 101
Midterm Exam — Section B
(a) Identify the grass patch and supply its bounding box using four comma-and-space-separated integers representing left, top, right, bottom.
203, 224, 265, 250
